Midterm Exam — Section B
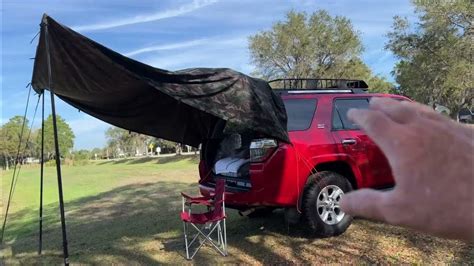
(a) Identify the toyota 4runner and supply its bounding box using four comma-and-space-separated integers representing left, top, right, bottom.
198, 78, 409, 237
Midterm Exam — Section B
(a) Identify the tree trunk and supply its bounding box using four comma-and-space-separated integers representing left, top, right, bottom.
176, 144, 182, 155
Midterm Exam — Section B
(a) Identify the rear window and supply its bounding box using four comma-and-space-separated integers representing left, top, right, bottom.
283, 99, 317, 131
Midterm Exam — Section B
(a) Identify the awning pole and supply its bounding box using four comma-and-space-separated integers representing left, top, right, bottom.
38, 92, 44, 255
43, 15, 70, 265
50, 91, 69, 265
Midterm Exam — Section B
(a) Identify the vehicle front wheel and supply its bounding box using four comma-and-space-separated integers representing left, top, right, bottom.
302, 171, 353, 237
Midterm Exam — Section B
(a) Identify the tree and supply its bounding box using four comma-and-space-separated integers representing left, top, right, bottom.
105, 127, 149, 157
27, 129, 39, 158
105, 127, 128, 157
386, 1, 473, 114
0, 116, 30, 169
71, 149, 90, 160
250, 10, 362, 79
90, 147, 103, 160
155, 139, 177, 154
248, 10, 394, 92
367, 76, 397, 94
105, 127, 179, 157
35, 114, 75, 160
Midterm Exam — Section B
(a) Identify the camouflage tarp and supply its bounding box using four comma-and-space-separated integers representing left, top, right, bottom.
31, 15, 289, 146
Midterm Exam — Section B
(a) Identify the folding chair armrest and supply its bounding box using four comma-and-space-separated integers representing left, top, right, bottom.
181, 192, 193, 199
181, 192, 213, 201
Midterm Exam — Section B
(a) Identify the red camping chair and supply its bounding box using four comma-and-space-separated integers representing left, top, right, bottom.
180, 178, 227, 260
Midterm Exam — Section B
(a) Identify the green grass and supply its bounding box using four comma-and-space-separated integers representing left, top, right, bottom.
1, 155, 472, 264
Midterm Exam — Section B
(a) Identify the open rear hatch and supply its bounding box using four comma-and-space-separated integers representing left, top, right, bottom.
201, 132, 252, 191
201, 132, 278, 192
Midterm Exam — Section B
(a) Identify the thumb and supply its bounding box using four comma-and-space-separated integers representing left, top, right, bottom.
341, 189, 388, 222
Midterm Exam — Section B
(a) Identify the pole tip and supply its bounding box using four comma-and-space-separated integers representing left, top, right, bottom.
41, 14, 49, 25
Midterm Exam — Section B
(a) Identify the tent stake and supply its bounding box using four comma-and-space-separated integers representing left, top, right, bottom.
38, 92, 44, 255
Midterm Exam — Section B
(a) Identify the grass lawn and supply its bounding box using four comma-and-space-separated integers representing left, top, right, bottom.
1, 155, 472, 264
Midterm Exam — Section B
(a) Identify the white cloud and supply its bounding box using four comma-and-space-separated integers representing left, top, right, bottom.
72, 0, 219, 32
140, 36, 250, 71
125, 36, 247, 57
68, 115, 110, 135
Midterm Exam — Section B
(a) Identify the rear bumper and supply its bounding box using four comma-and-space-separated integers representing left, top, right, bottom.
199, 183, 266, 209
199, 174, 260, 207
200, 175, 251, 193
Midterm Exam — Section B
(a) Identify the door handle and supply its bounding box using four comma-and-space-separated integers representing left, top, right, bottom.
342, 139, 357, 145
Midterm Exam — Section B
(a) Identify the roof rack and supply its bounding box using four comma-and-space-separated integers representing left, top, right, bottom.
268, 78, 368, 94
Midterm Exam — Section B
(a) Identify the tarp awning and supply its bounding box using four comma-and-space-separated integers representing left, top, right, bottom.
31, 14, 289, 146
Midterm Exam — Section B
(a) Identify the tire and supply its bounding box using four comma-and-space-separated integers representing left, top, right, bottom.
302, 171, 353, 237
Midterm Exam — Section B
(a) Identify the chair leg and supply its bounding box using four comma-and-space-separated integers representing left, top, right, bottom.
204, 222, 213, 243
187, 224, 209, 259
183, 222, 190, 260
223, 219, 228, 255
189, 222, 226, 258
184, 220, 227, 259
217, 223, 222, 246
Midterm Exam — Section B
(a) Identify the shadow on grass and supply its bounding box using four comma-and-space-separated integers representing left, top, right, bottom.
360, 218, 474, 263
1, 181, 317, 264
2, 180, 473, 264
2, 181, 194, 264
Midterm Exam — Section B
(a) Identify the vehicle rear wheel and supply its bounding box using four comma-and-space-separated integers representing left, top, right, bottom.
302, 171, 353, 237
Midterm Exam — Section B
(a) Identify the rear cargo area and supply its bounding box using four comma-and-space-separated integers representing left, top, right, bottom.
201, 131, 252, 191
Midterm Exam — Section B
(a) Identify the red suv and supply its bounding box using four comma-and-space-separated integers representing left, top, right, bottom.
199, 79, 408, 237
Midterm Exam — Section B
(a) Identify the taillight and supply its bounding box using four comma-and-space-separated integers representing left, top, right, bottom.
250, 139, 277, 162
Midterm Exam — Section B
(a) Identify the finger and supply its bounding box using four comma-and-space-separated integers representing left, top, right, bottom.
340, 189, 387, 222
457, 123, 474, 140
369, 97, 416, 124
399, 100, 452, 123
371, 98, 473, 140
397, 100, 473, 139
347, 108, 401, 153
370, 97, 451, 124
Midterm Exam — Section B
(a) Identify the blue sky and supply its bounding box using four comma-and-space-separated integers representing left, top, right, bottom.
1, 0, 416, 150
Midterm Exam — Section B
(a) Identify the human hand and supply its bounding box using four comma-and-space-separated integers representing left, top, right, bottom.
340, 97, 473, 242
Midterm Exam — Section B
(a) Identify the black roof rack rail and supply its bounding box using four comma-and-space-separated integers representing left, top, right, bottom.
268, 78, 368, 94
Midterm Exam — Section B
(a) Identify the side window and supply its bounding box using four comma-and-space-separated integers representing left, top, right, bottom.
332, 98, 369, 130
332, 110, 344, 130
283, 99, 317, 131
